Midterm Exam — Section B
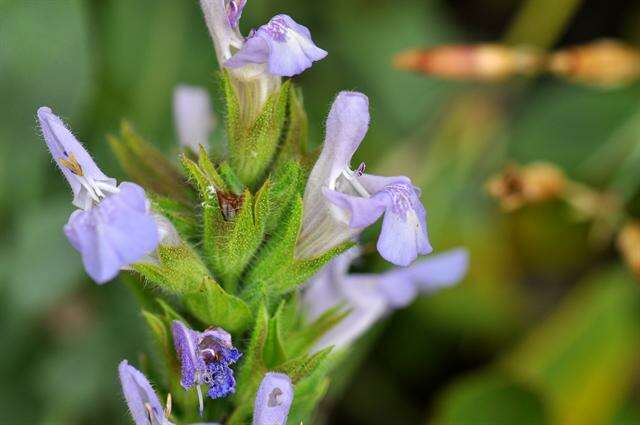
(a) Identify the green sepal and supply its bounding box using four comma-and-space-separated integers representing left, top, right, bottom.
197, 145, 225, 188
263, 302, 288, 368
224, 72, 291, 187
266, 161, 303, 233
287, 305, 348, 359
287, 374, 330, 424
107, 121, 190, 202
242, 196, 353, 304
204, 183, 270, 290
274, 85, 309, 168
228, 304, 270, 425
148, 193, 199, 241
218, 161, 244, 195
141, 310, 172, 364
183, 276, 252, 333
132, 244, 211, 294
275, 347, 333, 384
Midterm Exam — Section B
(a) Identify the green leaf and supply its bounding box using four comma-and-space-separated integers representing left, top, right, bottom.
132, 244, 210, 294
286, 350, 334, 424
432, 371, 547, 425
183, 276, 252, 332
242, 197, 352, 304
141, 310, 174, 369
108, 121, 190, 202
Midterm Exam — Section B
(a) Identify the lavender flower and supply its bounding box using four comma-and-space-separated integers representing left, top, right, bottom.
173, 85, 216, 153
297, 92, 432, 266
38, 107, 159, 284
119, 360, 220, 425
304, 248, 469, 352
226, 14, 327, 77
119, 360, 174, 425
171, 321, 242, 415
252, 373, 294, 425
64, 183, 159, 283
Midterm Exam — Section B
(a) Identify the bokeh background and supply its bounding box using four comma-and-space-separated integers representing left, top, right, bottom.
3, 0, 640, 423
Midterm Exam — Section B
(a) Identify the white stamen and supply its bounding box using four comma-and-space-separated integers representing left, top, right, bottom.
341, 169, 370, 198
196, 384, 204, 417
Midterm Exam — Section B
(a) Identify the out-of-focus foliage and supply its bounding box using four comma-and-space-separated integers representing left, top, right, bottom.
3, 0, 640, 424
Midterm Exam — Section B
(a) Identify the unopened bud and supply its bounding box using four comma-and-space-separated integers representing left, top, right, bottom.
617, 222, 640, 280
393, 44, 543, 81
548, 39, 640, 87
486, 162, 566, 211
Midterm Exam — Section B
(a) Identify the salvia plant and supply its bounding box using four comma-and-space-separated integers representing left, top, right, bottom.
36, 1, 468, 424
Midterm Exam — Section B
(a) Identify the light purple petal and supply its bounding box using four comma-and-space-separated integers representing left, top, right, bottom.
226, 14, 326, 77
252, 373, 294, 425
63, 183, 159, 284
118, 360, 168, 425
171, 321, 201, 390
200, 0, 245, 65
376, 184, 431, 266
322, 188, 387, 228
371, 273, 418, 309
357, 173, 412, 194
37, 106, 116, 209
173, 85, 215, 152
303, 247, 360, 321
396, 248, 469, 293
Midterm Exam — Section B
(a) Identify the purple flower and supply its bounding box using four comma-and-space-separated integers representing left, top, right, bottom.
38, 107, 160, 284
226, 14, 327, 77
118, 360, 174, 425
226, 0, 246, 28
38, 106, 117, 210
297, 92, 431, 266
252, 373, 294, 425
171, 321, 242, 415
304, 248, 468, 352
173, 85, 216, 153
64, 183, 159, 284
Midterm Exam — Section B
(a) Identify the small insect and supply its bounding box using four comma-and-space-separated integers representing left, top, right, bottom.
216, 190, 244, 220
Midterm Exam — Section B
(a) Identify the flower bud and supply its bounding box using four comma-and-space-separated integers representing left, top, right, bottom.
393, 44, 543, 81
617, 222, 640, 281
548, 39, 640, 87
486, 162, 566, 211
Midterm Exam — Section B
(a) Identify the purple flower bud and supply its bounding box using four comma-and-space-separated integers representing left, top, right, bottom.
63, 182, 159, 284
38, 106, 117, 210
298, 92, 431, 266
252, 373, 294, 425
173, 85, 215, 153
118, 360, 174, 425
225, 14, 327, 77
171, 321, 242, 415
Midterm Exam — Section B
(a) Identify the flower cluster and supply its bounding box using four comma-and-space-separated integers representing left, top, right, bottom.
36, 0, 470, 424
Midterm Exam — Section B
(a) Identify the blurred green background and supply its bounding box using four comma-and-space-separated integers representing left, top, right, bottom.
3, 0, 640, 423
